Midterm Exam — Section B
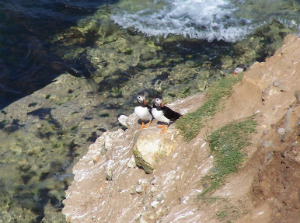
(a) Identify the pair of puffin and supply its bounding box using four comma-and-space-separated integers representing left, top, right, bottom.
134, 92, 181, 133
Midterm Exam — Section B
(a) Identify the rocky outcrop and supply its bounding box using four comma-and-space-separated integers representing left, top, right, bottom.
133, 128, 180, 174
250, 103, 300, 222
63, 34, 300, 223
62, 94, 206, 223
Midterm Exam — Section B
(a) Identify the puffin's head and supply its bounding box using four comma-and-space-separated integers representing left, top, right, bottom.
154, 98, 163, 107
137, 92, 146, 105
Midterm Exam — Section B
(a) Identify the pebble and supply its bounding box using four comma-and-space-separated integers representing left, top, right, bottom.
273, 80, 282, 87
262, 141, 271, 148
127, 157, 137, 168
104, 165, 113, 181
93, 156, 99, 164
253, 110, 260, 115
100, 144, 107, 155
149, 215, 155, 220
118, 115, 130, 128
150, 177, 157, 185
130, 186, 136, 195
277, 128, 286, 135
138, 179, 148, 185
156, 192, 165, 202
151, 200, 159, 208
150, 186, 156, 193
265, 152, 272, 162
136, 185, 143, 194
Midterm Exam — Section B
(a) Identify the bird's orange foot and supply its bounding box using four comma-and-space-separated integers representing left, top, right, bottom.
144, 120, 152, 129
160, 128, 167, 134
157, 124, 165, 128
140, 122, 145, 129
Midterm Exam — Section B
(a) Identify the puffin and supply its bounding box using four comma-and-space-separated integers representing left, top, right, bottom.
134, 92, 153, 129
151, 97, 181, 133
233, 64, 247, 76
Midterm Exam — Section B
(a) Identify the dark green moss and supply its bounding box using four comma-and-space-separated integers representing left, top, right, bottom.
124, 48, 133, 55
99, 113, 110, 117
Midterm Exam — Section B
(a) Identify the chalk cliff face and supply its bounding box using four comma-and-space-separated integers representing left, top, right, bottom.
62, 34, 300, 223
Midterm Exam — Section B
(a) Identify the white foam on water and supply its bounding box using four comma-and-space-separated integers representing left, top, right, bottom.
111, 0, 255, 42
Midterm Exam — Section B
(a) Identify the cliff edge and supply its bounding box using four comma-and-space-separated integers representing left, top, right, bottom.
62, 34, 300, 223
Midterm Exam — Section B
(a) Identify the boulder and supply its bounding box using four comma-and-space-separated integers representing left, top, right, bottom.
132, 128, 179, 174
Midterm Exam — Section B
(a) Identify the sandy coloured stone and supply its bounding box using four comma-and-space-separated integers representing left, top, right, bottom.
132, 128, 178, 174
277, 128, 286, 135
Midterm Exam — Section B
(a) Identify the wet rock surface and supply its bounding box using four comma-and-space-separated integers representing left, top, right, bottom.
0, 73, 121, 222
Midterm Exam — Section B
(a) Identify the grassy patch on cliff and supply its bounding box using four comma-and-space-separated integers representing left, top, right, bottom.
198, 117, 257, 197
176, 75, 243, 141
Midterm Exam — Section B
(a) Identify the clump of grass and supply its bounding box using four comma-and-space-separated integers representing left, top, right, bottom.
198, 118, 257, 197
217, 211, 228, 221
176, 75, 243, 141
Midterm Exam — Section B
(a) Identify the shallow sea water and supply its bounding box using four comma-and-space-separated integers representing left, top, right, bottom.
0, 0, 300, 222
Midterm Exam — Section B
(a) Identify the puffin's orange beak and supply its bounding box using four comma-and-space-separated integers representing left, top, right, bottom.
143, 99, 146, 105
161, 101, 164, 107
233, 70, 236, 76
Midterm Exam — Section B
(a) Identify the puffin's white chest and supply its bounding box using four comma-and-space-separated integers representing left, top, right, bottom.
151, 108, 170, 124
234, 67, 244, 74
134, 106, 152, 120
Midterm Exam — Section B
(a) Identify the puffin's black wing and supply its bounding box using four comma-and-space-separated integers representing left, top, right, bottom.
162, 106, 181, 121
146, 104, 152, 113
237, 64, 247, 71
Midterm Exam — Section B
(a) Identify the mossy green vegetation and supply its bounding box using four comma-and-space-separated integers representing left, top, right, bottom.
176, 75, 243, 141
195, 117, 257, 222
99, 113, 110, 117
217, 210, 228, 221
198, 117, 257, 197
124, 48, 133, 55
